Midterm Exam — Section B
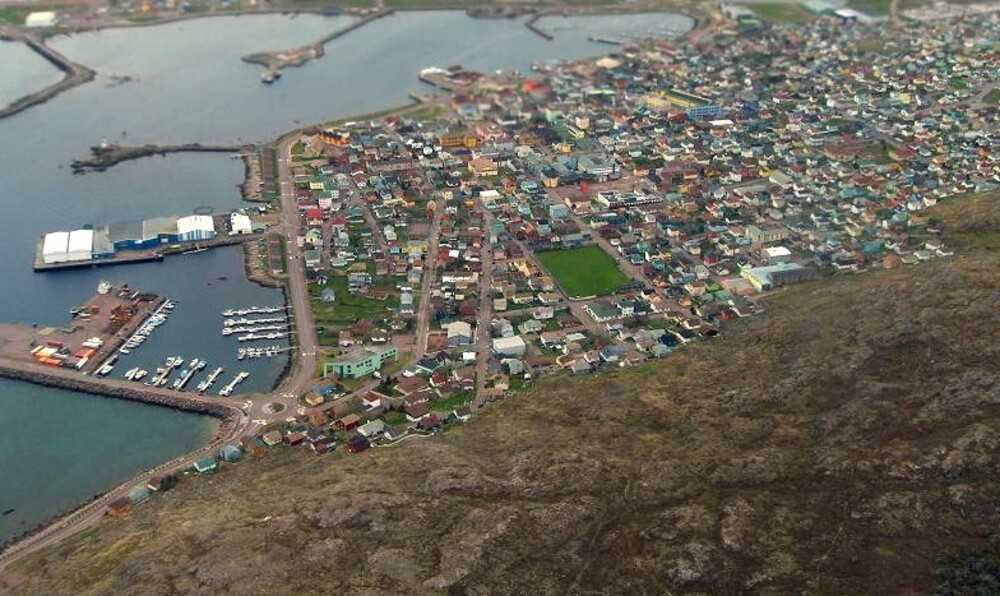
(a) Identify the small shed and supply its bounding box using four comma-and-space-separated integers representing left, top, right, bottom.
193, 457, 218, 474
219, 445, 242, 463
128, 485, 151, 505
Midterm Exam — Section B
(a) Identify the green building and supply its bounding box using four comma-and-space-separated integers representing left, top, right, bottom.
324, 346, 398, 379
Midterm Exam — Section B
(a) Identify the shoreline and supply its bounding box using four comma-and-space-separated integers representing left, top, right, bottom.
0, 358, 242, 557
0, 6, 715, 571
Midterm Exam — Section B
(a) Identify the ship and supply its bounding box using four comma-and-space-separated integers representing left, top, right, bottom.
97, 280, 112, 295
261, 70, 282, 85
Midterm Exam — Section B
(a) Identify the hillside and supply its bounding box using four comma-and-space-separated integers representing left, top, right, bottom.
3, 193, 999, 595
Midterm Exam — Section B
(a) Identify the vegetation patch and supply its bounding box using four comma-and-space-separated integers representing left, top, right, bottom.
536, 245, 630, 298
745, 2, 816, 23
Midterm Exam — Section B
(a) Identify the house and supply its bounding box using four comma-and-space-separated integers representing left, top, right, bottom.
446, 320, 473, 346
193, 457, 218, 474
324, 346, 398, 379
334, 413, 362, 431
468, 157, 499, 177
358, 419, 386, 439
346, 434, 371, 454
230, 212, 253, 235
219, 445, 242, 463
321, 287, 336, 303
261, 430, 283, 446
492, 335, 527, 357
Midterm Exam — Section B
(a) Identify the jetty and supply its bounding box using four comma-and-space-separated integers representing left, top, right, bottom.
525, 13, 555, 41
70, 143, 248, 174
0, 356, 240, 419
240, 10, 394, 80
0, 28, 96, 121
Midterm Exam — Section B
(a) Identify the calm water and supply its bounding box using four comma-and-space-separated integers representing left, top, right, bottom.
0, 379, 218, 543
0, 10, 692, 544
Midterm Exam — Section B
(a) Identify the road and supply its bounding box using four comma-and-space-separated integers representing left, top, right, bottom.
472, 208, 495, 408
274, 136, 320, 397
412, 209, 440, 360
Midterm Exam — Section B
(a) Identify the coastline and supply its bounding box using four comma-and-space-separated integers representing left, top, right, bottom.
0, 360, 242, 558
0, 5, 712, 572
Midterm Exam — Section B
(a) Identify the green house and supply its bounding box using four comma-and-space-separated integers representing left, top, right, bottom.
324, 346, 398, 379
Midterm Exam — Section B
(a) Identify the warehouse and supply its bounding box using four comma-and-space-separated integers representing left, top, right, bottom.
92, 229, 115, 259
106, 220, 144, 251
67, 229, 94, 262
230, 212, 253, 235
41, 231, 70, 264
177, 215, 216, 242
142, 217, 179, 245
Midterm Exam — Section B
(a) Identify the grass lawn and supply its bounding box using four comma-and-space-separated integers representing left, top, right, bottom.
426, 390, 474, 413
311, 275, 394, 334
846, 0, 891, 15
382, 410, 408, 426
536, 245, 630, 299
747, 2, 816, 23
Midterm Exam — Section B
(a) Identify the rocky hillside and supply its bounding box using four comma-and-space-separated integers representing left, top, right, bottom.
3, 193, 999, 595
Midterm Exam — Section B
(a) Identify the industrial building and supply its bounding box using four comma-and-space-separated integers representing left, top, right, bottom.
741, 262, 816, 292
176, 215, 216, 242
230, 212, 253, 235
41, 229, 94, 264
38, 212, 232, 268
324, 346, 399, 379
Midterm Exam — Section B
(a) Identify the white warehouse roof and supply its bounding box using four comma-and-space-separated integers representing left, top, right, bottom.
177, 215, 215, 235
42, 231, 69, 257
764, 246, 792, 258
68, 229, 94, 251
66, 229, 94, 261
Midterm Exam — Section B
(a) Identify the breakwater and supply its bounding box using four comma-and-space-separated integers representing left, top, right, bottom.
0, 32, 96, 121
0, 357, 241, 420
525, 13, 555, 41
70, 142, 247, 173
240, 10, 394, 78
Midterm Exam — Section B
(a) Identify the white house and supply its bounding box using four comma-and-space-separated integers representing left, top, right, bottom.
230, 212, 252, 235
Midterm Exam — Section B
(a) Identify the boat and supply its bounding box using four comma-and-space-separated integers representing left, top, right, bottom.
124, 367, 139, 380
97, 280, 112, 295
261, 70, 281, 85
134, 369, 147, 381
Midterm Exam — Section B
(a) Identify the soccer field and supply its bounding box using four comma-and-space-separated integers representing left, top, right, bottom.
536, 245, 631, 298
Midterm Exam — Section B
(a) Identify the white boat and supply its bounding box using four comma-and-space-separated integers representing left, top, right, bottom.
124, 367, 139, 380
134, 369, 147, 381
97, 280, 112, 295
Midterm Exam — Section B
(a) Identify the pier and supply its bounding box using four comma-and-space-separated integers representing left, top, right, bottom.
70, 143, 248, 174
0, 28, 96, 121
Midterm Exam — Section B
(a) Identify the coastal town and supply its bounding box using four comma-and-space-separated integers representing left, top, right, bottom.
0, 0, 998, 570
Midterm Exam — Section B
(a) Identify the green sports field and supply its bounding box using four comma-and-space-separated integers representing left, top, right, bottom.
536, 245, 630, 298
